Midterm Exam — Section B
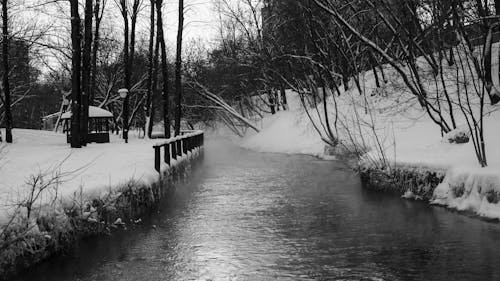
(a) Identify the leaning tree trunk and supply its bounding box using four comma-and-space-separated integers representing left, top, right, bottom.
156, 0, 170, 138
70, 0, 82, 148
2, 0, 12, 143
174, 0, 184, 136
81, 0, 93, 146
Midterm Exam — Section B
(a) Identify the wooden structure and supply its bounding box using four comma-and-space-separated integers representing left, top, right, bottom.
41, 112, 61, 131
61, 106, 114, 144
152, 130, 204, 173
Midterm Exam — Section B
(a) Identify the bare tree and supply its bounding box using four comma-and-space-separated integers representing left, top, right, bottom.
156, 0, 170, 138
90, 0, 107, 105
1, 0, 12, 143
116, 0, 130, 142
81, 0, 93, 145
70, 0, 81, 148
145, 0, 155, 138
174, 0, 184, 136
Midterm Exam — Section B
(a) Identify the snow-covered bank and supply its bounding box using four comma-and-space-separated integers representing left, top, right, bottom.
0, 129, 203, 278
0, 129, 160, 224
237, 83, 500, 220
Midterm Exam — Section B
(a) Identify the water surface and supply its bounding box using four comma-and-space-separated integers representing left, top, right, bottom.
18, 140, 500, 280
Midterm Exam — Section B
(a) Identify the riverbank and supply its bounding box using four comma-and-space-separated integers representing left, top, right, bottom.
17, 139, 500, 281
237, 84, 500, 220
0, 129, 204, 279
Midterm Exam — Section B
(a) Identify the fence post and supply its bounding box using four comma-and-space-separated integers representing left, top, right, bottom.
171, 142, 177, 160
164, 143, 170, 165
154, 146, 161, 173
177, 139, 182, 157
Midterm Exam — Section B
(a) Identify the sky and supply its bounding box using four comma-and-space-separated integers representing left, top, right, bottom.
13, 0, 226, 74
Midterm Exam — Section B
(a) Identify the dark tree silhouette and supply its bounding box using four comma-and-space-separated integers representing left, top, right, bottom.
70, 0, 82, 148
2, 0, 12, 143
156, 0, 170, 138
174, 0, 184, 136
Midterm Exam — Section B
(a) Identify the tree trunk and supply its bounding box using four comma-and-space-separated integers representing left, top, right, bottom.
156, 0, 170, 138
127, 0, 140, 132
148, 21, 160, 138
90, 0, 103, 106
146, 0, 155, 138
268, 90, 275, 114
70, 0, 81, 148
121, 0, 130, 142
130, 0, 140, 84
2, 0, 12, 143
370, 53, 380, 88
280, 83, 288, 110
81, 0, 93, 146
174, 0, 184, 136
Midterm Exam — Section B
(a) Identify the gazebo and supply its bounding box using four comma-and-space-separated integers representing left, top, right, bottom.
61, 106, 114, 144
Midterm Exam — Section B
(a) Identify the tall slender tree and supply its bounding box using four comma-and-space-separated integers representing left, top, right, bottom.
156, 0, 170, 138
174, 0, 184, 136
118, 0, 130, 142
81, 0, 93, 145
146, 0, 155, 138
70, 0, 82, 148
90, 0, 106, 106
2, 0, 13, 143
130, 0, 141, 71
1, 0, 12, 143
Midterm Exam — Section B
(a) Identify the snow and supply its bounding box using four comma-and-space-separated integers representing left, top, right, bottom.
236, 61, 500, 220
60, 106, 113, 119
431, 168, 500, 219
241, 91, 324, 156
0, 129, 193, 225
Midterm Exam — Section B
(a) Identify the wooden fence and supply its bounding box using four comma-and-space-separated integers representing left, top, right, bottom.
152, 130, 204, 173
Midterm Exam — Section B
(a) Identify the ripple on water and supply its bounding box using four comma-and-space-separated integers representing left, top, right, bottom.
16, 141, 500, 281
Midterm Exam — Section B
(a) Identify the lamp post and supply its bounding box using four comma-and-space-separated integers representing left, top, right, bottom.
118, 88, 129, 143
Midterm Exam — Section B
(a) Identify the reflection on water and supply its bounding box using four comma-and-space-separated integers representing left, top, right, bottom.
17, 140, 500, 281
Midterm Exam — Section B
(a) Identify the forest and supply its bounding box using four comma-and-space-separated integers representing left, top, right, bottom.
0, 0, 498, 167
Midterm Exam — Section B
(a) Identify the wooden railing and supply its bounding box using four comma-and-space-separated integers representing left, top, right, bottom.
152, 130, 204, 173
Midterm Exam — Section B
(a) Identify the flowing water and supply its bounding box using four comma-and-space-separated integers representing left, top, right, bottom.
17, 141, 500, 281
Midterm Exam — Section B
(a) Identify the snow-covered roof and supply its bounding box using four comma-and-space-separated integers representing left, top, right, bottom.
42, 112, 61, 120
61, 106, 113, 119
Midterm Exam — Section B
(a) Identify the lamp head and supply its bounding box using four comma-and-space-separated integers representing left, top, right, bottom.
118, 88, 129, 98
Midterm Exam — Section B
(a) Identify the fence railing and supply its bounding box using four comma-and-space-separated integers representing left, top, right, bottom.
152, 130, 204, 173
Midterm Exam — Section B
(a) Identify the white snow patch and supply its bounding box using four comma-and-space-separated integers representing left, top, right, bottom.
431, 168, 500, 219
61, 106, 113, 119
0, 129, 194, 225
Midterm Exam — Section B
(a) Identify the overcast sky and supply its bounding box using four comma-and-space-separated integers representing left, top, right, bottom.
13, 0, 224, 73
20, 0, 221, 51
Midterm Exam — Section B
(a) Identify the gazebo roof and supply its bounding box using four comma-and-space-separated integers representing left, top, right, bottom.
61, 106, 113, 120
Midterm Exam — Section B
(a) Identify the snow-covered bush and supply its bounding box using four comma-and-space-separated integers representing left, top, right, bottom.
443, 127, 470, 144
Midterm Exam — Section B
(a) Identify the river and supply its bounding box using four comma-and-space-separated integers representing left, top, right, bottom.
17, 140, 500, 280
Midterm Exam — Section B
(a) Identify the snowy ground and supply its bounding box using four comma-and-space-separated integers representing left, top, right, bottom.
0, 129, 160, 224
239, 80, 500, 220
